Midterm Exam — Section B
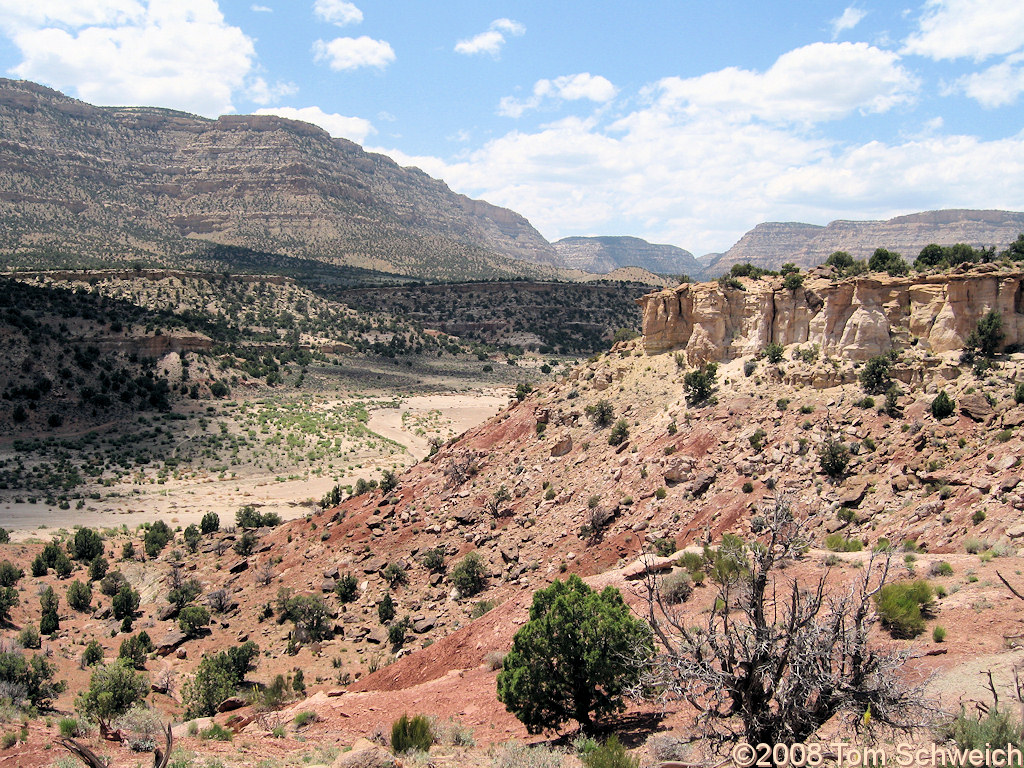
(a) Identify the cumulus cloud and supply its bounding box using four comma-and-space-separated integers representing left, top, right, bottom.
955, 53, 1024, 107
650, 42, 917, 124
313, 35, 394, 70
254, 105, 374, 143
454, 17, 524, 57
499, 73, 617, 118
312, 0, 362, 27
371, 40, 1024, 254
250, 4, 272, 11
246, 77, 298, 105
1, 0, 257, 117
830, 6, 866, 39
903, 0, 1024, 61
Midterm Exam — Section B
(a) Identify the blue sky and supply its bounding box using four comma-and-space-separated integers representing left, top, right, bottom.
0, 1, 1022, 255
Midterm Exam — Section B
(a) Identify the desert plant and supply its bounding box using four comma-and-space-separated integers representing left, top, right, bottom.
144, 520, 173, 558
421, 547, 446, 574
178, 605, 210, 638
607, 419, 629, 446
581, 735, 639, 768
0, 561, 22, 588
81, 640, 104, 668
383, 562, 408, 588
450, 551, 488, 597
874, 580, 934, 639
659, 571, 693, 604
763, 343, 784, 364
0, 587, 17, 626
931, 390, 955, 419
67, 580, 92, 612
391, 713, 434, 754
200, 512, 220, 534
335, 573, 359, 603
69, 527, 103, 562
87, 555, 108, 583
75, 659, 148, 731
638, 494, 930, 745
825, 534, 863, 552
683, 363, 718, 406
585, 400, 614, 428
378, 593, 396, 624
497, 574, 653, 733
860, 355, 893, 394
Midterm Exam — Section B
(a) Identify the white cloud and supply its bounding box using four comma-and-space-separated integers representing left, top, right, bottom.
254, 105, 374, 143
0, 1, 145, 30
499, 73, 617, 118
250, 4, 271, 12
371, 41, 1024, 254
246, 77, 298, 105
650, 42, 917, 124
903, 0, 1024, 61
955, 53, 1024, 106
313, 35, 394, 70
454, 18, 524, 57
830, 6, 866, 39
312, 0, 361, 27
2, 0, 257, 117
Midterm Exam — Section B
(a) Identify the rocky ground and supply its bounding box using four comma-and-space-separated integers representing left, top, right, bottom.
4, 314, 1024, 766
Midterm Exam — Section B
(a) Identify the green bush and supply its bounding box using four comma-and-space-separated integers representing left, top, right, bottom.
763, 343, 784, 364
421, 547, 446, 573
874, 580, 934, 639
496, 575, 653, 733
818, 438, 850, 479
88, 555, 108, 582
942, 708, 1024, 760
236, 506, 281, 529
391, 713, 434, 754
18, 625, 40, 649
58, 717, 81, 738
377, 593, 396, 624
67, 579, 92, 612
1015, 382, 1024, 405
183, 524, 200, 553
276, 592, 331, 642
450, 552, 488, 597
335, 573, 359, 602
75, 659, 148, 730
932, 626, 946, 643
607, 419, 629, 446
653, 537, 676, 557
0, 650, 64, 708
118, 633, 153, 670
201, 722, 233, 741
824, 534, 863, 552
929, 561, 954, 577
581, 735, 639, 768
200, 512, 220, 534
783, 272, 804, 291
931, 390, 955, 419
178, 605, 210, 637
181, 642, 259, 718
112, 583, 140, 621
383, 562, 408, 588
684, 363, 718, 405
143, 520, 173, 558
69, 527, 104, 561
860, 355, 893, 394
0, 561, 22, 588
81, 640, 104, 668
585, 400, 614, 428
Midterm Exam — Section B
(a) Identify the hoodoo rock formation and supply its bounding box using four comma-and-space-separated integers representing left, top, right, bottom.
638, 264, 1024, 362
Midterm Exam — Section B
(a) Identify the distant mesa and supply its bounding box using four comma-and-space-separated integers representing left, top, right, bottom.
0, 78, 559, 282
552, 235, 699, 277
706, 209, 1024, 278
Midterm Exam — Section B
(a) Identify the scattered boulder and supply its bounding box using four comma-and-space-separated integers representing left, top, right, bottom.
332, 738, 395, 768
217, 696, 246, 713
689, 470, 717, 498
156, 629, 187, 656
550, 433, 572, 457
960, 393, 994, 422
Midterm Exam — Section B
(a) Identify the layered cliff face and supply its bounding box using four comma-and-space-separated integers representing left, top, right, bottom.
708, 209, 1024, 276
639, 265, 1024, 362
0, 79, 558, 280
552, 235, 699, 275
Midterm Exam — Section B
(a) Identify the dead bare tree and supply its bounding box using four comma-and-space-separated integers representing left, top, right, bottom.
633, 494, 934, 747
60, 722, 172, 768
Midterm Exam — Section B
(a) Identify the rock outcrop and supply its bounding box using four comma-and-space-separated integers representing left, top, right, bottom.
639, 265, 1024, 362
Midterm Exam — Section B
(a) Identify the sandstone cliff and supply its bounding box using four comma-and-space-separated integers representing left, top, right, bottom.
639, 264, 1024, 362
